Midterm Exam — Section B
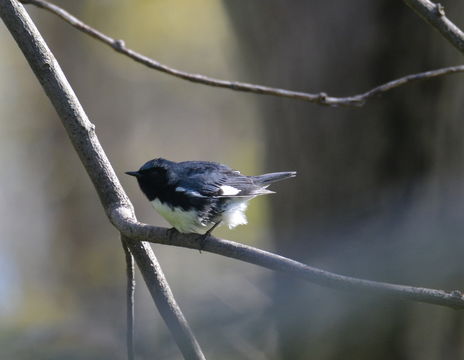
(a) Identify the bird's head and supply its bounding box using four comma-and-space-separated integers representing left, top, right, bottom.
125, 158, 174, 200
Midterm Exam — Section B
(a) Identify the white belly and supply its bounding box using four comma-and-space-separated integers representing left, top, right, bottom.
151, 199, 212, 234
151, 198, 252, 234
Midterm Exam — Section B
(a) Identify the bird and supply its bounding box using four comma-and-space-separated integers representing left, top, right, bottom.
126, 158, 296, 236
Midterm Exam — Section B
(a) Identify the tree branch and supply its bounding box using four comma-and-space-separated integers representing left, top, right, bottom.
402, 0, 464, 54
20, 0, 464, 107
125, 237, 206, 360
121, 237, 135, 360
0, 1, 205, 359
110, 211, 464, 310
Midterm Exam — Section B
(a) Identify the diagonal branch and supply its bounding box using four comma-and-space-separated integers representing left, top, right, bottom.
0, 1, 205, 359
111, 212, 464, 310
20, 0, 464, 107
125, 237, 206, 360
402, 0, 464, 55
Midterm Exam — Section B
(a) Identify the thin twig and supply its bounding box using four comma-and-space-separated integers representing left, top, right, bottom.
111, 212, 464, 310
402, 0, 464, 55
121, 237, 135, 360
0, 1, 206, 359
20, 0, 464, 107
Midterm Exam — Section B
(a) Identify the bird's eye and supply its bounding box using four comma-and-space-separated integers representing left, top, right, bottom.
145, 167, 167, 182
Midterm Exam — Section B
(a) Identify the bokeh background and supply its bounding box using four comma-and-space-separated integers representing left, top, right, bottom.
2, 0, 464, 359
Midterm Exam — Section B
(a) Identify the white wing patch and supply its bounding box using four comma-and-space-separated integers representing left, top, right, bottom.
220, 185, 241, 196
175, 186, 204, 198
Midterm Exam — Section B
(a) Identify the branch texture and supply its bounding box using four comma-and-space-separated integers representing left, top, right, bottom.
402, 0, 464, 54
0, 1, 205, 359
121, 237, 135, 360
21, 0, 464, 107
111, 211, 464, 310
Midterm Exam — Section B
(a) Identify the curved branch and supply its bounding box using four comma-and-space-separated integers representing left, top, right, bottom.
111, 210, 464, 310
21, 0, 464, 107
0, 1, 205, 359
402, 0, 464, 55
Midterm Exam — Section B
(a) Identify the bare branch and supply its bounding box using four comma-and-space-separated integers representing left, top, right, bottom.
111, 212, 464, 310
125, 237, 206, 360
402, 0, 464, 54
0, 1, 205, 359
21, 0, 464, 107
121, 237, 135, 360
355, 65, 464, 98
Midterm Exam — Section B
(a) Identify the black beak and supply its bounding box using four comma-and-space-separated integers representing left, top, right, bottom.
125, 171, 140, 177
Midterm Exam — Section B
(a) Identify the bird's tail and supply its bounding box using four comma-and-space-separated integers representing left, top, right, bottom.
252, 171, 297, 186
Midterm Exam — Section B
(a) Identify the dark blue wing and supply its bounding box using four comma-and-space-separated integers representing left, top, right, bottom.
174, 161, 271, 198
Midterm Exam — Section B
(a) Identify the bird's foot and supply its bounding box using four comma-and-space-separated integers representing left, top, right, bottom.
197, 233, 209, 254
197, 222, 220, 253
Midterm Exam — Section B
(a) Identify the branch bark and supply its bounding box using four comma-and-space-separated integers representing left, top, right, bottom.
112, 213, 464, 310
121, 237, 135, 360
0, 1, 206, 359
402, 0, 464, 54
20, 0, 464, 107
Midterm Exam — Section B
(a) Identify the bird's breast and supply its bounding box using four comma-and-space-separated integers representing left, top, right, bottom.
151, 198, 212, 234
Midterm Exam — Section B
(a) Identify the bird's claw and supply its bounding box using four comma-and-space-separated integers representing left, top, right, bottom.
197, 222, 220, 253
197, 233, 209, 253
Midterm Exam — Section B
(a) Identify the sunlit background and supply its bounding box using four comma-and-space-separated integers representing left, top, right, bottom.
2, 0, 464, 359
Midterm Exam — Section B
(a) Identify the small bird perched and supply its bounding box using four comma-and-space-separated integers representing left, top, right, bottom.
126, 158, 296, 236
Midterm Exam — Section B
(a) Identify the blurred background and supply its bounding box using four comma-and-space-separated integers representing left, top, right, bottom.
1, 0, 464, 359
